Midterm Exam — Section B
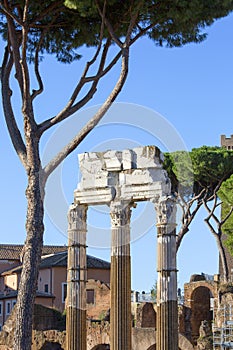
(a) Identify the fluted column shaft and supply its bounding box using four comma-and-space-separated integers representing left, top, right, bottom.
155, 197, 178, 350
66, 204, 87, 350
110, 201, 132, 350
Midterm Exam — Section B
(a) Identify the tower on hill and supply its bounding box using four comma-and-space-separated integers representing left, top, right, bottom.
221, 134, 233, 150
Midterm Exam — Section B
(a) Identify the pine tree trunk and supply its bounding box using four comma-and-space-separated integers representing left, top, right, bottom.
13, 147, 44, 349
216, 235, 229, 282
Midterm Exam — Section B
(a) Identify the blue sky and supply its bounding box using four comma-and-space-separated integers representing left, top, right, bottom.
0, 12, 233, 293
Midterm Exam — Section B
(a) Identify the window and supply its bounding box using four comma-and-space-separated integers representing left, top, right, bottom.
62, 283, 67, 303
0, 302, 2, 316
0, 324, 2, 331
44, 284, 49, 293
86, 289, 95, 304
12, 300, 17, 309
6, 301, 11, 315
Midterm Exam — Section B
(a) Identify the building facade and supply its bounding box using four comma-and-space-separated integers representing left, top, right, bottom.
0, 245, 110, 330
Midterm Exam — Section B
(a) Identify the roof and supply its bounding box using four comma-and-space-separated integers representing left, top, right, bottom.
1, 251, 110, 275
0, 290, 17, 299
0, 244, 67, 260
0, 290, 55, 300
40, 251, 111, 269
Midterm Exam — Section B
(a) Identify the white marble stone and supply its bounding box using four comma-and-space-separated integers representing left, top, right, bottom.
74, 187, 115, 206
75, 146, 170, 205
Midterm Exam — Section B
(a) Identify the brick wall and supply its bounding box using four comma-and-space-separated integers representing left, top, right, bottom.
86, 280, 110, 320
136, 303, 156, 328
183, 279, 218, 345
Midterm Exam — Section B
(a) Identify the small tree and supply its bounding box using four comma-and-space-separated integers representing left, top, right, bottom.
1, 1, 233, 348
150, 281, 157, 300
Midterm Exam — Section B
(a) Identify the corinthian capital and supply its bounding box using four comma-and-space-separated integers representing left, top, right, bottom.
110, 201, 132, 227
67, 204, 87, 230
154, 196, 176, 226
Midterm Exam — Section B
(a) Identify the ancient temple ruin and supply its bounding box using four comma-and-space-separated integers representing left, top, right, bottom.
66, 145, 178, 350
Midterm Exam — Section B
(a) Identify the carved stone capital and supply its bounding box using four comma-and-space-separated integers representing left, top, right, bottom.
110, 201, 132, 227
154, 196, 176, 226
68, 204, 87, 231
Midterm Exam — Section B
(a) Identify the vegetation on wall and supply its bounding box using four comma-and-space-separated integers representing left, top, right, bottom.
218, 175, 233, 254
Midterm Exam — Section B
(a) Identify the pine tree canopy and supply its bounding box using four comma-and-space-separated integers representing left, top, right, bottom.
1, 0, 233, 63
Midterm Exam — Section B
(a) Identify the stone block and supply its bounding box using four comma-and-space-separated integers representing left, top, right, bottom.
122, 149, 134, 170
103, 150, 122, 171
132, 146, 163, 169
74, 187, 116, 206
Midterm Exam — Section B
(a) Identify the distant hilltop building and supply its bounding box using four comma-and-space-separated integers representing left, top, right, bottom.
221, 134, 233, 150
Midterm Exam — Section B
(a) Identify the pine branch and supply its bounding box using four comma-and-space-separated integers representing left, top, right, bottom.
1, 46, 27, 167
0, 1, 23, 26
43, 45, 129, 181
7, 16, 23, 92
31, 32, 44, 100
38, 38, 122, 135
176, 187, 206, 250
95, 0, 123, 48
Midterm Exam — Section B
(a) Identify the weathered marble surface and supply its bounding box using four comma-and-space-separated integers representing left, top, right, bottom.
75, 146, 171, 205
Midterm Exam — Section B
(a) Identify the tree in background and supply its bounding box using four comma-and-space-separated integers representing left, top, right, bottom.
150, 281, 157, 300
217, 175, 233, 273
1, 1, 233, 348
165, 146, 233, 282
199, 149, 233, 282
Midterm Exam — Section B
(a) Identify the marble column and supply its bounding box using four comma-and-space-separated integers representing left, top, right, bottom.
155, 197, 178, 350
110, 201, 132, 350
66, 204, 88, 350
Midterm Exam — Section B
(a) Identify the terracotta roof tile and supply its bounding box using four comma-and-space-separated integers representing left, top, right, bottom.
0, 244, 67, 260
1, 251, 110, 275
